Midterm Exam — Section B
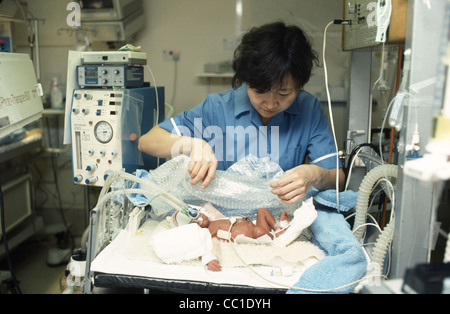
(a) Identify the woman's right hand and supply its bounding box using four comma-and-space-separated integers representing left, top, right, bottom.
188, 138, 218, 190
138, 126, 217, 189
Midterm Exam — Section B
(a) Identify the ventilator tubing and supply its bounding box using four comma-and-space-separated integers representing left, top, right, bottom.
97, 170, 188, 214
353, 164, 398, 242
353, 164, 398, 272
371, 220, 395, 268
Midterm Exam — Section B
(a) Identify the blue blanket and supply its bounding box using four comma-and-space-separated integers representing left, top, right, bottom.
287, 190, 367, 294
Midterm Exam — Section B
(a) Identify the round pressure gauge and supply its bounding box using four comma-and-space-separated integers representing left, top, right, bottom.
94, 121, 113, 144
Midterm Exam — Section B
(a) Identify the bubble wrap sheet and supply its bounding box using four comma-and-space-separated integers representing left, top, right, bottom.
141, 155, 298, 219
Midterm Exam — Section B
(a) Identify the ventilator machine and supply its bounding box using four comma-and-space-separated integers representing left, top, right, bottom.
68, 51, 165, 187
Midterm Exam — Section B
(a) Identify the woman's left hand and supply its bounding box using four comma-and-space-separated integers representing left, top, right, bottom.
270, 165, 319, 205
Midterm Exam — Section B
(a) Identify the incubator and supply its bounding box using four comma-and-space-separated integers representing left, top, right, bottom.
80, 156, 388, 294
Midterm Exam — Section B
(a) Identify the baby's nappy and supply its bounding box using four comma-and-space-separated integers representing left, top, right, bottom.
150, 224, 213, 264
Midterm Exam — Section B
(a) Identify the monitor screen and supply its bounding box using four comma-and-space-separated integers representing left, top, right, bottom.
79, 0, 114, 10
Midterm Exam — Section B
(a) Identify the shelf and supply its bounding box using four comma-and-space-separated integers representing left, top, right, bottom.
196, 72, 234, 78
42, 109, 66, 116
0, 133, 43, 164
0, 16, 26, 23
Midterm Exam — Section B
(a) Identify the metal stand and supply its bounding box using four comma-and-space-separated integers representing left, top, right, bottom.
346, 48, 373, 191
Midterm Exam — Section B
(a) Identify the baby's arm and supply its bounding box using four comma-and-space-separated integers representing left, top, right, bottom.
201, 237, 222, 272
207, 259, 222, 272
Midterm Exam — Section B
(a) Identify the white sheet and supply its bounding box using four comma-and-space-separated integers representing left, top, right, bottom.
90, 219, 324, 290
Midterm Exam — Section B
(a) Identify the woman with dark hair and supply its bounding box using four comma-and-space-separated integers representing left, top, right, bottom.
139, 22, 345, 205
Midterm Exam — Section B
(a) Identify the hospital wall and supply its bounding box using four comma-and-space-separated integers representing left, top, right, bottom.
11, 0, 365, 235
133, 0, 348, 114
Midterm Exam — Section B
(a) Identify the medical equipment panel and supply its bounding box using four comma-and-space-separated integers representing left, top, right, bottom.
70, 86, 164, 187
342, 0, 407, 51
77, 65, 144, 88
81, 51, 147, 65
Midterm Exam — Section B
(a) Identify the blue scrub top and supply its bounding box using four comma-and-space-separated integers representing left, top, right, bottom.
159, 84, 341, 172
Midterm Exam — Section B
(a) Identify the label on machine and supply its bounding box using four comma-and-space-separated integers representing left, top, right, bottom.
77, 65, 144, 88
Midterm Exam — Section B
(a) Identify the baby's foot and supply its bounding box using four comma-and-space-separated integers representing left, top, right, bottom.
275, 212, 290, 237
279, 211, 289, 222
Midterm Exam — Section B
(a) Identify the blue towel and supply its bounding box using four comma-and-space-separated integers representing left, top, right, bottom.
287, 209, 367, 294
127, 169, 151, 206
313, 189, 358, 213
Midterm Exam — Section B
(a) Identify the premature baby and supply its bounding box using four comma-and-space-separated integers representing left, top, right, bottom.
197, 208, 291, 272
154, 199, 317, 272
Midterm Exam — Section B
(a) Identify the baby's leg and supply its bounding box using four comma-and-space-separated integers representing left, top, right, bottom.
252, 225, 273, 240
255, 208, 277, 232
254, 209, 292, 239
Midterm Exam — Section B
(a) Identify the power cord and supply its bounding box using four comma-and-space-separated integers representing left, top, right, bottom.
0, 185, 22, 294
145, 64, 162, 167
322, 19, 352, 209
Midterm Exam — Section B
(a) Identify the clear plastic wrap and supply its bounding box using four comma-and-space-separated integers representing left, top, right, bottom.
142, 155, 298, 220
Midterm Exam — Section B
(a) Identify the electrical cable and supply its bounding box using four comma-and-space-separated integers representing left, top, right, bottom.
145, 64, 161, 167
323, 21, 342, 209
346, 143, 381, 173
344, 143, 381, 191
224, 223, 387, 293
145, 64, 160, 125
372, 43, 386, 91
45, 117, 75, 251
170, 58, 179, 107
0, 185, 22, 294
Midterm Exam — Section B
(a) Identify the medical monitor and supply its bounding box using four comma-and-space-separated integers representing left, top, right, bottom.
79, 0, 143, 21
0, 53, 43, 139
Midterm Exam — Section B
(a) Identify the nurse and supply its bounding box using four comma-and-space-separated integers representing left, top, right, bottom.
138, 22, 345, 205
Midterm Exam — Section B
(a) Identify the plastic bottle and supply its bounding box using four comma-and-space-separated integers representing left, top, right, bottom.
50, 77, 64, 110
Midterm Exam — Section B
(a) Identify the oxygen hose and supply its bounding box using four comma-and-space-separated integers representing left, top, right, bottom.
353, 164, 398, 242
98, 171, 188, 214
352, 164, 398, 274
371, 220, 395, 268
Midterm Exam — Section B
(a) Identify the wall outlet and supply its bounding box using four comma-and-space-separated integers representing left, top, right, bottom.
163, 50, 181, 61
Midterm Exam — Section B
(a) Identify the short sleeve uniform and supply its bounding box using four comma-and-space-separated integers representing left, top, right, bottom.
159, 84, 341, 172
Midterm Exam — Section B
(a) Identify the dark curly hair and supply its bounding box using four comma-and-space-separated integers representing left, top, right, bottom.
232, 22, 319, 93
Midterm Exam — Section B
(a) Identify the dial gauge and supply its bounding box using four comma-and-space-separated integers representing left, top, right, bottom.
94, 121, 113, 144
